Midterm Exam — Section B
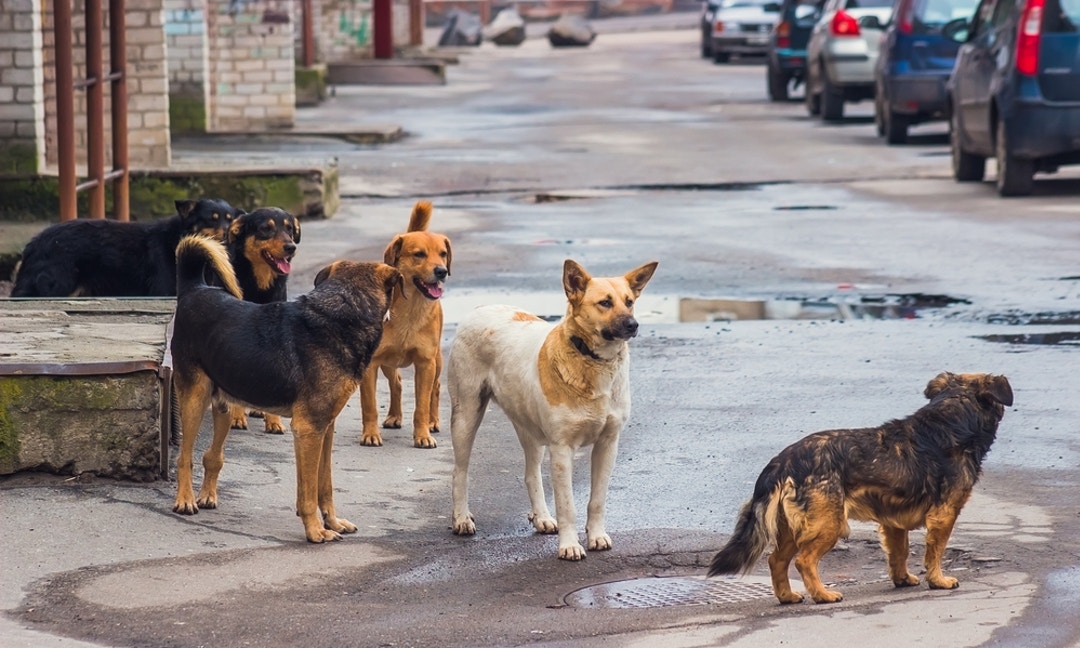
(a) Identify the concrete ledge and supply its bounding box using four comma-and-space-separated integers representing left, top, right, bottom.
0, 299, 175, 481
327, 59, 447, 86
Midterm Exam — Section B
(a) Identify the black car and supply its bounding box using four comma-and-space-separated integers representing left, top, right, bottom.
946, 0, 1080, 196
766, 0, 827, 100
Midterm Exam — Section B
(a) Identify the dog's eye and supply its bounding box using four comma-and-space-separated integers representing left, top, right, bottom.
413, 251, 427, 259
598, 299, 613, 309
625, 298, 634, 308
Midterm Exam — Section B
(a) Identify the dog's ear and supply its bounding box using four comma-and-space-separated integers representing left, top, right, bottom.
624, 261, 658, 298
380, 264, 406, 305
924, 372, 955, 399
562, 259, 591, 302
175, 200, 197, 220
443, 236, 452, 276
384, 236, 404, 267
292, 216, 301, 244
314, 261, 342, 287
981, 374, 1013, 407
227, 217, 245, 245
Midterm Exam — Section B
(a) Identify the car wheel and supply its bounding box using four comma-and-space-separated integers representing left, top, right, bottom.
884, 109, 908, 145
805, 64, 821, 116
995, 120, 1035, 197
713, 50, 731, 64
821, 73, 844, 122
701, 31, 712, 58
767, 63, 789, 102
950, 109, 985, 183
874, 94, 886, 137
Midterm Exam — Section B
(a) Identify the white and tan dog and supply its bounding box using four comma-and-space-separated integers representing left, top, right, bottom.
448, 258, 658, 560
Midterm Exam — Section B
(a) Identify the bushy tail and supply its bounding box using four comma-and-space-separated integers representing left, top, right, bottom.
707, 479, 788, 577
176, 234, 242, 299
407, 200, 433, 232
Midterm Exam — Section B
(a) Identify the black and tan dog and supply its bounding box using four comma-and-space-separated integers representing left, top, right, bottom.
708, 372, 1013, 604
170, 234, 401, 543
358, 201, 451, 449
222, 207, 302, 435
11, 199, 242, 297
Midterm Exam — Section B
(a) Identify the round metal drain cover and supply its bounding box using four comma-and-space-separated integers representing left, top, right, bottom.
564, 576, 777, 609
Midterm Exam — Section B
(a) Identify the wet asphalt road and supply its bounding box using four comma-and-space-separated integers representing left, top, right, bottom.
4, 24, 1080, 648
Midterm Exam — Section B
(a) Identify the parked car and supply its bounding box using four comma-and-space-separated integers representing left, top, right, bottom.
874, 0, 979, 143
705, 0, 783, 63
946, 0, 1080, 196
805, 0, 894, 121
766, 0, 828, 100
701, 0, 723, 57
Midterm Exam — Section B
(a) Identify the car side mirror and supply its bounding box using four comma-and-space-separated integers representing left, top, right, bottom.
764, 2, 782, 11
793, 4, 819, 20
941, 16, 971, 42
858, 14, 884, 29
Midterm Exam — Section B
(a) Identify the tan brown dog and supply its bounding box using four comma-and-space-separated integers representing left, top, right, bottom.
170, 235, 400, 542
358, 201, 451, 449
708, 372, 1012, 603
449, 259, 658, 560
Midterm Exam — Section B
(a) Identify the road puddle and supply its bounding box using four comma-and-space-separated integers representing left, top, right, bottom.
977, 332, 1080, 346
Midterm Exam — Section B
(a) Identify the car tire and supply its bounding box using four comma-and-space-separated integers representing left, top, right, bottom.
713, 50, 731, 64
884, 109, 908, 145
874, 94, 886, 137
767, 63, 789, 102
805, 64, 821, 116
950, 110, 985, 183
701, 31, 712, 58
995, 120, 1035, 197
821, 73, 844, 122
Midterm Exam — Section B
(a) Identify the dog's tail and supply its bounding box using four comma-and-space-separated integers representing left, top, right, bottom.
176, 234, 242, 299
407, 200, 433, 232
707, 477, 791, 577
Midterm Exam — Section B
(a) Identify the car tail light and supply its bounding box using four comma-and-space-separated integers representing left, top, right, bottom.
776, 20, 791, 48
1016, 0, 1045, 76
894, 0, 915, 34
714, 20, 725, 34
830, 10, 860, 36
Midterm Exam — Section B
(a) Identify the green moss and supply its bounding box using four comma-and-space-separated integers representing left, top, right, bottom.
0, 143, 40, 175
169, 94, 208, 134
0, 379, 23, 467
295, 64, 328, 107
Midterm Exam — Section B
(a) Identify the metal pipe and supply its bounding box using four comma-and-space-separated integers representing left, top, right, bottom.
301, 0, 315, 68
109, 0, 129, 221
85, 0, 106, 218
373, 0, 393, 59
53, 0, 77, 221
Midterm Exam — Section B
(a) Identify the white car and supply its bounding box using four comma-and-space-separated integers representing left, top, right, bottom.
804, 0, 893, 120
706, 0, 782, 63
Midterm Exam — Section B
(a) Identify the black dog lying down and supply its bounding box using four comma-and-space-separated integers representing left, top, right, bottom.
11, 199, 242, 298
170, 234, 402, 542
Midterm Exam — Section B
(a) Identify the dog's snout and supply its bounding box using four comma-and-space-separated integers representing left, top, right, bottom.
434, 266, 448, 281
603, 316, 639, 341
623, 318, 639, 337
284, 242, 297, 256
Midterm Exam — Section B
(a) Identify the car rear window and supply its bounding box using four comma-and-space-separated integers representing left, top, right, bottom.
1046, 0, 1080, 32
846, 0, 893, 8
914, 0, 979, 29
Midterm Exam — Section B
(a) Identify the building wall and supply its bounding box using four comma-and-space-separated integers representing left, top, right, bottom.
319, 0, 374, 62
0, 0, 45, 174
39, 0, 171, 169
164, 0, 209, 133
206, 0, 296, 132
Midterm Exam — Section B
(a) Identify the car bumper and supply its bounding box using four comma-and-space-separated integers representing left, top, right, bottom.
1006, 103, 1080, 160
774, 48, 808, 73
712, 35, 771, 55
824, 38, 877, 85
886, 74, 948, 116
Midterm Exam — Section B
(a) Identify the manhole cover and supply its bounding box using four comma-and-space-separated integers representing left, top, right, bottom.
563, 576, 778, 609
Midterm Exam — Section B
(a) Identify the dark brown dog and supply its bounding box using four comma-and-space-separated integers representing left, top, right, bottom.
358, 201, 451, 449
223, 207, 302, 435
170, 234, 401, 543
11, 198, 241, 297
708, 372, 1013, 604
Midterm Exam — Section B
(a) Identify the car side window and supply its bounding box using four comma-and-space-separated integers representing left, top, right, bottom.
988, 0, 1016, 25
968, 0, 997, 36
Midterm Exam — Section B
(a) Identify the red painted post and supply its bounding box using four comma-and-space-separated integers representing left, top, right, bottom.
373, 0, 393, 59
54, 0, 77, 221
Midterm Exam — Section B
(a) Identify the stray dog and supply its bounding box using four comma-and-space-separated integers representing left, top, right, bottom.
11, 199, 241, 297
449, 259, 658, 560
170, 234, 401, 543
223, 207, 302, 435
358, 201, 450, 449
708, 372, 1013, 604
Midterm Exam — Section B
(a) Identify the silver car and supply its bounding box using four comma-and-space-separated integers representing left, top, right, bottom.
804, 0, 893, 120
708, 0, 782, 63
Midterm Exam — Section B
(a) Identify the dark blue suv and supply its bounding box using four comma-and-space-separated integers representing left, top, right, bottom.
874, 0, 980, 143
946, 0, 1080, 195
766, 0, 826, 100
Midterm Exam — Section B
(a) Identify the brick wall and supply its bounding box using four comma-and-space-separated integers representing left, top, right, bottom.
206, 0, 296, 132
319, 0, 374, 62
164, 0, 209, 134
0, 0, 46, 174
39, 0, 171, 169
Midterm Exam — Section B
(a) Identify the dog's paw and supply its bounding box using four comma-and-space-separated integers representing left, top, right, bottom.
777, 591, 805, 604
429, 420, 440, 434
928, 575, 959, 590
811, 589, 844, 604
172, 499, 199, 515
558, 543, 587, 561
414, 434, 437, 449
360, 431, 384, 447
306, 528, 343, 543
529, 513, 558, 534
382, 415, 402, 429
893, 573, 920, 588
195, 491, 219, 510
325, 516, 357, 534
230, 413, 248, 430
452, 514, 476, 536
587, 533, 612, 552
248, 410, 265, 419
262, 415, 286, 435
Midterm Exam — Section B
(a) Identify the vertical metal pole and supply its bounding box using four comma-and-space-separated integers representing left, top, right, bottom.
302, 0, 315, 68
409, 0, 423, 46
54, 0, 77, 221
373, 0, 393, 59
110, 0, 129, 220
85, 0, 106, 218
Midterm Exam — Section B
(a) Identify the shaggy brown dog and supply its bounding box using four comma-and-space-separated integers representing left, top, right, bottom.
170, 235, 400, 542
358, 201, 451, 449
708, 372, 1012, 604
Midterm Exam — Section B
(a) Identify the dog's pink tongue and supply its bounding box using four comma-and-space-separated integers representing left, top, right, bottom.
426, 283, 443, 299
274, 258, 292, 275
